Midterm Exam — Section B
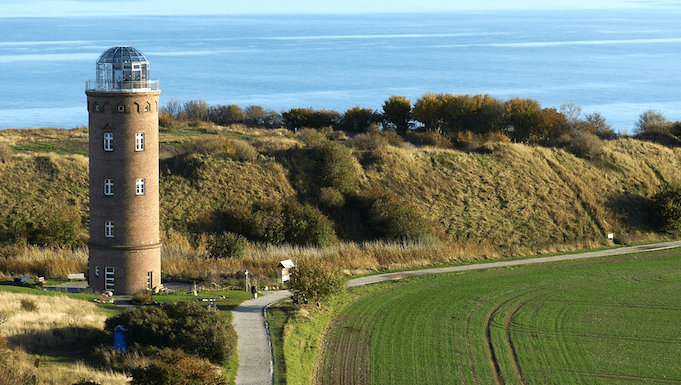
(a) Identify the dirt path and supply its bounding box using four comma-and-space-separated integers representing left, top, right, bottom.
233, 240, 681, 385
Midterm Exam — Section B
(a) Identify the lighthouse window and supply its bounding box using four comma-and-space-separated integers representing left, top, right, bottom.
104, 133, 113, 151
104, 179, 114, 195
105, 221, 114, 238
136, 178, 145, 195
118, 105, 125, 113
135, 133, 145, 151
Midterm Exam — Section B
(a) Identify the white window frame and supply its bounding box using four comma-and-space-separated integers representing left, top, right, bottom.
105, 221, 114, 238
135, 132, 145, 151
95, 266, 100, 277
105, 267, 115, 292
104, 133, 113, 151
136, 178, 145, 195
104, 179, 113, 196
147, 271, 153, 289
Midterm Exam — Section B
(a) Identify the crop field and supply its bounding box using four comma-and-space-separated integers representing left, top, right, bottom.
316, 249, 681, 384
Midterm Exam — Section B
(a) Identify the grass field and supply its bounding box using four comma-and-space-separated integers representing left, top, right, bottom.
315, 249, 681, 384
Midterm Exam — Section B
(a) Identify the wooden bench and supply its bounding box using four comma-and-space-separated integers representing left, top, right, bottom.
67, 273, 86, 281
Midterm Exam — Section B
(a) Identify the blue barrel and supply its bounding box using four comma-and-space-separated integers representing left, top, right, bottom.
113, 325, 128, 352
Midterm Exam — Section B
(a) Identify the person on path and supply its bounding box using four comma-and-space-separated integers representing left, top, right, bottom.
251, 285, 257, 299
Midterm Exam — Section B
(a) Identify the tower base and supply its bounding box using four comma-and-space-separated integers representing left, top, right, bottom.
88, 243, 161, 295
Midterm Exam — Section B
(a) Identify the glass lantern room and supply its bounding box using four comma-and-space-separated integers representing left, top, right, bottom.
87, 46, 160, 92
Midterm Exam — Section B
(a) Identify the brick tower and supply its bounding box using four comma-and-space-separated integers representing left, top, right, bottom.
86, 46, 161, 295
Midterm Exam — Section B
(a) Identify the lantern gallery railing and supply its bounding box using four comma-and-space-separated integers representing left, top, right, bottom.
86, 80, 161, 92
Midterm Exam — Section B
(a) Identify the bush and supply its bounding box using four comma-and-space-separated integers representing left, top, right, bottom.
567, 131, 603, 159
410, 131, 453, 149
242, 202, 338, 247
288, 259, 346, 308
318, 141, 359, 197
209, 232, 247, 260
367, 192, 435, 241
105, 301, 236, 364
20, 299, 37, 312
129, 348, 226, 385
230, 140, 259, 162
132, 290, 153, 305
651, 183, 681, 233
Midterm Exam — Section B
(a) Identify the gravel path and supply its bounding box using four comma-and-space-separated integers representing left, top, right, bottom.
233, 240, 681, 385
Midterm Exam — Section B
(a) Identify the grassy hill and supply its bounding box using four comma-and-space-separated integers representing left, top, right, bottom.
0, 124, 679, 281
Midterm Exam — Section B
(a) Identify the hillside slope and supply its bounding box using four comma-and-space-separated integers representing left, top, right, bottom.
1, 127, 678, 260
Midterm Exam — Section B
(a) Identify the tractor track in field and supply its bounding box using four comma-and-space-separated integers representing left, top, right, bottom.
463, 296, 489, 385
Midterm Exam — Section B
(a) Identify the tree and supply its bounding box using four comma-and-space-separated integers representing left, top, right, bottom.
413, 93, 445, 132
506, 98, 542, 142
282, 108, 341, 131
651, 183, 681, 233
584, 112, 616, 139
341, 106, 378, 132
244, 105, 266, 127
288, 259, 346, 307
382, 95, 412, 135
635, 109, 670, 135
183, 100, 209, 122
207, 104, 244, 126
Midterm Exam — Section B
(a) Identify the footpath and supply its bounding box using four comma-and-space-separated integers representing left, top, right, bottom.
232, 240, 681, 385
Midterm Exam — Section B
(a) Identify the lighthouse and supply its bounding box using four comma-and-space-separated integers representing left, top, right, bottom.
86, 46, 161, 295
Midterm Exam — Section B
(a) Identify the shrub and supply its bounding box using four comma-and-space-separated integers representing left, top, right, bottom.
318, 187, 345, 208
318, 141, 359, 197
105, 301, 236, 364
230, 140, 259, 162
650, 183, 681, 233
295, 128, 328, 148
20, 299, 37, 312
243, 202, 338, 247
33, 202, 84, 247
209, 232, 247, 260
567, 131, 604, 159
132, 291, 153, 305
410, 131, 453, 149
129, 348, 226, 385
367, 192, 435, 241
288, 259, 346, 308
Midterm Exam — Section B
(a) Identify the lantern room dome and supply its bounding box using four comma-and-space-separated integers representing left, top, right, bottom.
87, 46, 159, 92
97, 46, 149, 64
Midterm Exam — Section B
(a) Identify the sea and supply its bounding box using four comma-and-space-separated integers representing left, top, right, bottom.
1, 8, 680, 133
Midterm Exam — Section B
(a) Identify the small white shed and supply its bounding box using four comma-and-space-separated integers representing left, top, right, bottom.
278, 259, 295, 283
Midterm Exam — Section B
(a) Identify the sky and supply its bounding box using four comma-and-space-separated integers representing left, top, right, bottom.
1, 0, 677, 17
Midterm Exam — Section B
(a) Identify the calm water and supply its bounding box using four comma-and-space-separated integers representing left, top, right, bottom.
1, 9, 680, 132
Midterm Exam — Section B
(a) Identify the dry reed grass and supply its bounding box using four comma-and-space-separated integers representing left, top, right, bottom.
0, 246, 88, 280
0, 291, 128, 384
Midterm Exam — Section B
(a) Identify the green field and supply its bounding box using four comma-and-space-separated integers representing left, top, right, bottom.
317, 250, 681, 384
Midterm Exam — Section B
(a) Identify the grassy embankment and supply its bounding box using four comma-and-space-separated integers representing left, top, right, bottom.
271, 248, 681, 385
1, 124, 679, 284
